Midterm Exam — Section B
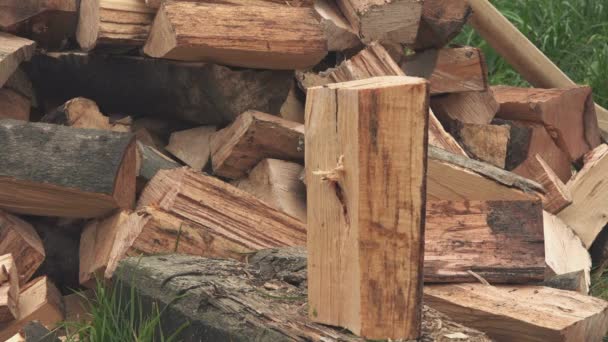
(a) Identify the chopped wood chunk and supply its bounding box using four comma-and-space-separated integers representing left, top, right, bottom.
210, 111, 304, 179
0, 33, 35, 88
454, 123, 509, 168
0, 89, 30, 121
166, 126, 216, 171
0, 120, 136, 218
542, 270, 588, 294
0, 254, 19, 322
144, 2, 327, 69
431, 90, 499, 126
530, 155, 572, 214
412, 0, 472, 50
41, 97, 127, 131
425, 284, 608, 342
314, 0, 360, 51
278, 82, 305, 124
0, 211, 44, 286
306, 76, 427, 339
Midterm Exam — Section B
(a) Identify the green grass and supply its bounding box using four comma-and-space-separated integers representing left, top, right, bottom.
453, 0, 608, 108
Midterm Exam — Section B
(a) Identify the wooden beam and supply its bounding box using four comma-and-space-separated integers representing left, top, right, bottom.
453, 123, 509, 168
412, 0, 472, 50
425, 284, 608, 342
0, 254, 19, 322
210, 111, 304, 179
144, 2, 327, 69
336, 0, 422, 44
493, 86, 601, 161
0, 89, 30, 121
232, 159, 306, 222
306, 76, 427, 339
166, 126, 216, 171
401, 47, 488, 95
0, 33, 35, 88
558, 144, 608, 248
0, 211, 44, 286
0, 120, 136, 218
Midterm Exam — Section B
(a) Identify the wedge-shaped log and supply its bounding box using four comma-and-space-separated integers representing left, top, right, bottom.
0, 89, 30, 121
336, 0, 422, 44
41, 97, 128, 132
425, 284, 608, 342
544, 211, 591, 294
0, 254, 19, 322
315, 0, 360, 51
136, 141, 180, 186
0, 33, 35, 87
493, 86, 602, 161
431, 90, 499, 127
306, 76, 427, 339
232, 159, 306, 222
0, 277, 64, 342
0, 120, 136, 218
166, 126, 216, 171
0, 211, 44, 286
558, 144, 608, 248
77, 0, 155, 51
401, 47, 488, 95
453, 123, 509, 168
529, 155, 572, 214
412, 0, 472, 50
144, 2, 327, 69
210, 111, 304, 179
28, 52, 292, 125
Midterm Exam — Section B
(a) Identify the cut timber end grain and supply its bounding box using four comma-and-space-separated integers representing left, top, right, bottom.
412, 0, 472, 50
40, 97, 124, 131
306, 76, 428, 339
0, 33, 36, 87
431, 90, 499, 126
558, 144, 608, 248
0, 276, 64, 342
314, 0, 360, 51
166, 126, 216, 171
0, 211, 44, 286
493, 86, 602, 161
531, 155, 572, 214
425, 284, 608, 342
210, 111, 304, 179
0, 120, 136, 218
77, 0, 155, 51
0, 254, 19, 322
544, 211, 591, 294
144, 2, 327, 69
336, 0, 422, 44
232, 159, 306, 222
454, 123, 509, 168
401, 47, 488, 95
0, 88, 30, 121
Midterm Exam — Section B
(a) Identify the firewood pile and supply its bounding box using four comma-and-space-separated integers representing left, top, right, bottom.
1, 0, 608, 341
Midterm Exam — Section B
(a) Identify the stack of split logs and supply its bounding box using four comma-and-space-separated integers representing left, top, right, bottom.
2, 0, 608, 340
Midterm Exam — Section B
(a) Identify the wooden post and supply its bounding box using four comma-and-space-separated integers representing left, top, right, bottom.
306, 76, 428, 339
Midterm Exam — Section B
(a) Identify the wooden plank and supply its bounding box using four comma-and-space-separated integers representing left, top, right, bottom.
0, 89, 30, 121
0, 254, 19, 322
0, 120, 136, 218
210, 111, 304, 179
431, 90, 498, 126
453, 123, 509, 168
232, 159, 306, 222
558, 144, 608, 248
425, 284, 608, 342
493, 86, 601, 161
166, 126, 216, 171
412, 0, 472, 50
336, 0, 422, 44
0, 33, 35, 88
306, 76, 427, 339
0, 211, 44, 286
144, 2, 327, 69
401, 47, 488, 95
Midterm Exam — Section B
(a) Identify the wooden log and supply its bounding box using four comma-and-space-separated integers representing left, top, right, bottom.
493, 86, 601, 161
431, 90, 499, 126
28, 52, 293, 125
0, 89, 30, 121
314, 0, 360, 51
558, 144, 608, 248
144, 2, 327, 69
210, 111, 304, 179
306, 76, 427, 339
77, 0, 155, 51
412, 0, 472, 50
401, 47, 488, 95
529, 155, 572, 214
0, 33, 35, 88
136, 142, 180, 191
0, 254, 19, 322
542, 271, 588, 294
0, 211, 44, 286
0, 120, 136, 218
335, 0, 422, 44
232, 159, 306, 222
453, 123, 509, 168
41, 97, 127, 131
425, 284, 608, 342
543, 211, 591, 294
166, 126, 216, 171
0, 277, 64, 342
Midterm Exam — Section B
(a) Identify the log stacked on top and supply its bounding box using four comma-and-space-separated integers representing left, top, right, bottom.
1, 0, 608, 340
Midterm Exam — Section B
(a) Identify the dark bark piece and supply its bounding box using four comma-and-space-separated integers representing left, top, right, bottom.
542, 271, 587, 294
26, 52, 293, 125
136, 141, 180, 182
412, 0, 472, 50
14, 321, 61, 342
0, 119, 136, 218
115, 254, 492, 342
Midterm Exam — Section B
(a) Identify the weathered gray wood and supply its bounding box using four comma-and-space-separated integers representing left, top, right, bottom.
0, 119, 136, 217
136, 141, 180, 182
27, 52, 293, 125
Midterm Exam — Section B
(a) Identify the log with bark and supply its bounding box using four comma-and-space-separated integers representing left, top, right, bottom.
0, 211, 44, 286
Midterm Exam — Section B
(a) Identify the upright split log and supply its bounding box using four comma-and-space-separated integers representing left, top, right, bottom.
0, 211, 44, 286
144, 2, 327, 69
306, 76, 427, 339
0, 120, 136, 218
412, 0, 472, 50
0, 254, 19, 322
0, 33, 35, 88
